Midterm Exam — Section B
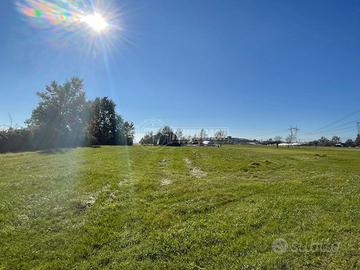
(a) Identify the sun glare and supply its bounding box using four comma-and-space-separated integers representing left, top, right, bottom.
82, 13, 108, 32
16, 0, 123, 56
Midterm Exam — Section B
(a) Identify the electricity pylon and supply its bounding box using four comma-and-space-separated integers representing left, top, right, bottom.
289, 126, 299, 143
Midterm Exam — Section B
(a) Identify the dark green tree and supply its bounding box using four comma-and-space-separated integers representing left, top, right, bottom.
87, 97, 127, 145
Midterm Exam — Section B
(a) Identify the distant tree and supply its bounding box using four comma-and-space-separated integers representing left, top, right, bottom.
139, 126, 178, 145
318, 136, 330, 146
344, 139, 355, 147
355, 134, 360, 147
307, 140, 319, 147
274, 136, 282, 143
160, 126, 172, 135
331, 136, 341, 146
158, 126, 177, 145
139, 131, 154, 145
199, 129, 207, 140
26, 78, 88, 148
261, 138, 274, 145
175, 128, 183, 142
214, 129, 226, 140
226, 136, 233, 144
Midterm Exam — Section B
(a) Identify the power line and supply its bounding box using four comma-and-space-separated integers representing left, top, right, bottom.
307, 109, 360, 134
304, 124, 355, 136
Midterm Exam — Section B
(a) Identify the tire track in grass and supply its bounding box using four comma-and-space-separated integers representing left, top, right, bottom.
159, 158, 172, 186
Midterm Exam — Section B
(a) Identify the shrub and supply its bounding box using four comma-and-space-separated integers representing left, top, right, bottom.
0, 128, 34, 153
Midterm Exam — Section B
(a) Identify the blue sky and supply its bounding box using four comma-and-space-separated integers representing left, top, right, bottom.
1, 0, 360, 141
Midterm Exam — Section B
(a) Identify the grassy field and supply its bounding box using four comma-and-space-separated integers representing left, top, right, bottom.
0, 145, 359, 269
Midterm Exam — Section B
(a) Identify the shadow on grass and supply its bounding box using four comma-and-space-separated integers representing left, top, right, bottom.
89, 145, 101, 148
38, 148, 70, 154
38, 145, 102, 154
0, 145, 103, 155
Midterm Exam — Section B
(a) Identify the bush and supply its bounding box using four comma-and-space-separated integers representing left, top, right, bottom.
0, 128, 34, 153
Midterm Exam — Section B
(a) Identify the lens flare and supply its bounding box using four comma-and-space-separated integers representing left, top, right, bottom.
15, 0, 123, 57
16, 0, 84, 29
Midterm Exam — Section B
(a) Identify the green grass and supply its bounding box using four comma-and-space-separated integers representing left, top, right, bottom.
0, 145, 359, 269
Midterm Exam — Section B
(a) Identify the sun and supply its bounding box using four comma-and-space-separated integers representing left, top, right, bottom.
82, 13, 109, 32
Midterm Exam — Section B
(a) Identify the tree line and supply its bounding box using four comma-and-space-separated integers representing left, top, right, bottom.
139, 126, 179, 145
140, 126, 360, 148
307, 135, 360, 147
139, 126, 228, 145
263, 135, 360, 147
0, 78, 134, 153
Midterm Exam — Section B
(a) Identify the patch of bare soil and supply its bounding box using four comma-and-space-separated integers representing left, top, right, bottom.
160, 178, 172, 186
73, 184, 111, 211
183, 158, 207, 178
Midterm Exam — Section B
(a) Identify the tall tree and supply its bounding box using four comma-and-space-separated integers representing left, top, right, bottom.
26, 78, 88, 148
